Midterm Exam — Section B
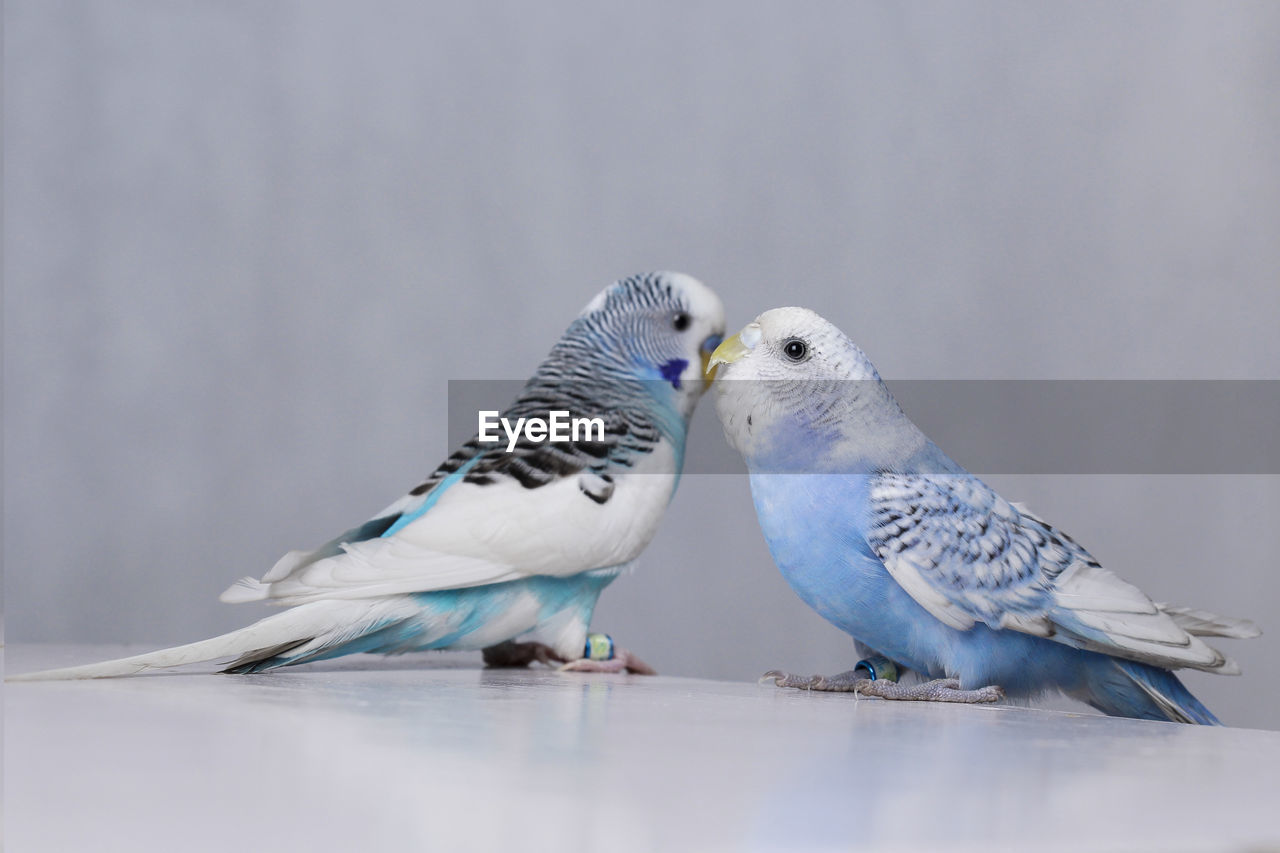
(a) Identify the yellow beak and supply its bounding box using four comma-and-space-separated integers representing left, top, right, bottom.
699, 347, 716, 385
706, 331, 751, 378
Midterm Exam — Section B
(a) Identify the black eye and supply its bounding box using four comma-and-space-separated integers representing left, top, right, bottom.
672, 312, 691, 332
782, 338, 808, 361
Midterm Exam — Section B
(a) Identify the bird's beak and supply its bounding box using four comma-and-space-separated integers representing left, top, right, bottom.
699, 334, 724, 385
705, 323, 761, 380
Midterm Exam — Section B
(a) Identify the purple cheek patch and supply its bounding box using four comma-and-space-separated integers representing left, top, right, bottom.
659, 358, 689, 389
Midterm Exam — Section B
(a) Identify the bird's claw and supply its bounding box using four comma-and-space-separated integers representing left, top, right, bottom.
762, 669, 825, 689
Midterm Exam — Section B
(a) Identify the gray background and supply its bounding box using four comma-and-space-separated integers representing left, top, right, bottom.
6, 1, 1278, 727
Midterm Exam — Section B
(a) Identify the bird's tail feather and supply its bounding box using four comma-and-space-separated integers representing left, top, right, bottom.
6, 600, 391, 682
1157, 604, 1261, 640
1076, 657, 1221, 725
220, 610, 431, 673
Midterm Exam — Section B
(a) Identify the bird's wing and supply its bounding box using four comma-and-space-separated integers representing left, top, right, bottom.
223, 400, 671, 606
864, 472, 1239, 673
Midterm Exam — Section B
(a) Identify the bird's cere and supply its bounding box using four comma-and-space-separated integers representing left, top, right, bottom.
477, 410, 605, 452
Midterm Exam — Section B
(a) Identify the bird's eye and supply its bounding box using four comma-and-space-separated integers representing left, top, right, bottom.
672, 312, 691, 332
782, 338, 808, 362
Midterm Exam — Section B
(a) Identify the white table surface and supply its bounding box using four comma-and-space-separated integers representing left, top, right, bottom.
5, 644, 1278, 852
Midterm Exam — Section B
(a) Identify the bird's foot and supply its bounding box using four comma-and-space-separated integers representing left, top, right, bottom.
857, 677, 1004, 704
558, 649, 655, 675
762, 670, 1003, 704
558, 633, 656, 675
762, 669, 866, 691
482, 641, 567, 669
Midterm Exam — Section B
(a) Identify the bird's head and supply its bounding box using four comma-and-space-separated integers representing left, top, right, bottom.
706, 307, 914, 469
571, 272, 726, 417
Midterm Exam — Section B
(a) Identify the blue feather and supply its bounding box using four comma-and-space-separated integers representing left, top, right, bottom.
381, 455, 482, 537
659, 358, 688, 389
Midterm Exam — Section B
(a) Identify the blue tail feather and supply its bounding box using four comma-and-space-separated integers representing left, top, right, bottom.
220, 572, 621, 674
1079, 657, 1221, 725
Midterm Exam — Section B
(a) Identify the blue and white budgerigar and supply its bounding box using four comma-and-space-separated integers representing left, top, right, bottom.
12, 272, 724, 681
707, 307, 1259, 724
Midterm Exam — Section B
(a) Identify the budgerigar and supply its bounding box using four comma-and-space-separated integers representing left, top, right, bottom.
707, 307, 1259, 724
12, 272, 724, 681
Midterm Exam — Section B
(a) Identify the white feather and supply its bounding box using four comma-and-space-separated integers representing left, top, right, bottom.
1158, 604, 1262, 639
6, 599, 399, 681
225, 443, 679, 607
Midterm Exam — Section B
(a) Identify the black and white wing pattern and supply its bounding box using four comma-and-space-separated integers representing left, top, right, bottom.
409, 393, 666, 502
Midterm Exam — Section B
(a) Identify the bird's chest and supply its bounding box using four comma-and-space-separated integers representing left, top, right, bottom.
748, 474, 883, 619
747, 473, 944, 671
396, 441, 679, 577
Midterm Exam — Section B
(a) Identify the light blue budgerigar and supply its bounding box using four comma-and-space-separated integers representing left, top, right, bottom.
11, 272, 724, 681
707, 307, 1259, 724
